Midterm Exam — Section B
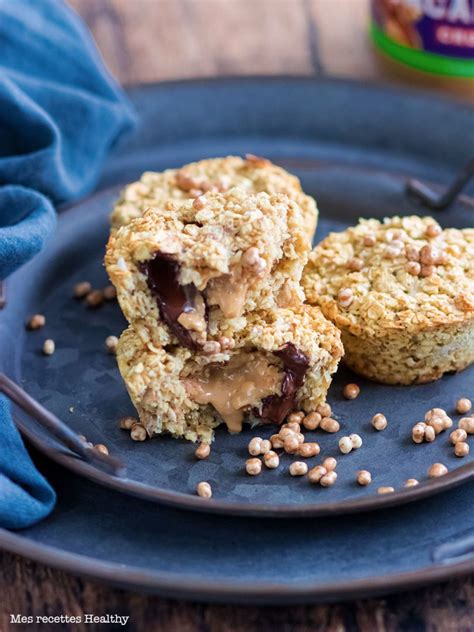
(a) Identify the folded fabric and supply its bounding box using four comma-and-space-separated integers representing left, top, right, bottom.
0, 0, 137, 278
0, 0, 137, 527
0, 398, 56, 529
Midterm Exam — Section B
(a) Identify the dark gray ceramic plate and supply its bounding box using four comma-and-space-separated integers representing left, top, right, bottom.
0, 453, 473, 602
1, 78, 474, 518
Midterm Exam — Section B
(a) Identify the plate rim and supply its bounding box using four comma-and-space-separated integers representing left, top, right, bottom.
13, 411, 474, 518
4, 76, 474, 517
1, 525, 473, 603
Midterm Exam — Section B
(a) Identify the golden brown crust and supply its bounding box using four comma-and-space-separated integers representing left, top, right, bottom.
106, 187, 311, 348
303, 216, 474, 384
110, 155, 318, 239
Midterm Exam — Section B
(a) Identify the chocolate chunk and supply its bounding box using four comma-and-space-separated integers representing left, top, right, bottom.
141, 254, 205, 349
259, 343, 310, 425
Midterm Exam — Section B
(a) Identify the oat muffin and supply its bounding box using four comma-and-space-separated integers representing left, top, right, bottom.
303, 216, 474, 385
110, 154, 318, 239
106, 187, 310, 350
116, 306, 343, 443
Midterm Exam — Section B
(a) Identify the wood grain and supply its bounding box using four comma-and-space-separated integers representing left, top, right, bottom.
1, 549, 474, 632
2, 1, 473, 629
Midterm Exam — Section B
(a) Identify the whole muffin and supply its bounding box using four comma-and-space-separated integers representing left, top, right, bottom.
303, 216, 474, 385
110, 154, 318, 240
116, 306, 343, 443
106, 187, 310, 350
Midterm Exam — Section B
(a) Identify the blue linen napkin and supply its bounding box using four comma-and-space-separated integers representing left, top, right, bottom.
0, 0, 137, 527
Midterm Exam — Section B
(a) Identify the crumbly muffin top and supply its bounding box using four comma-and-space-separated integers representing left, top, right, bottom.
303, 216, 474, 336
110, 154, 317, 235
106, 186, 309, 291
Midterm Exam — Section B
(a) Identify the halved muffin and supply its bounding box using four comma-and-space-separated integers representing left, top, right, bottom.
116, 306, 343, 443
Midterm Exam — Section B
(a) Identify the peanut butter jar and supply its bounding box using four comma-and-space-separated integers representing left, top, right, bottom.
370, 0, 474, 99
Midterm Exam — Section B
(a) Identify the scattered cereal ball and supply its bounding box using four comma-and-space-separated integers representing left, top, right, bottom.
363, 233, 376, 247
405, 244, 420, 261
289, 461, 308, 476
73, 281, 92, 298
286, 421, 301, 433
425, 408, 452, 431
298, 442, 320, 458
85, 289, 104, 308
454, 442, 469, 458
343, 383, 360, 400
338, 288, 354, 308
263, 451, 280, 469
411, 422, 426, 443
196, 481, 212, 498
459, 417, 474, 434
279, 427, 296, 440
270, 433, 284, 449
193, 196, 205, 210
317, 403, 332, 418
412, 422, 435, 443
202, 341, 221, 355
42, 339, 55, 356
94, 444, 109, 455
320, 471, 338, 487
428, 463, 448, 478
130, 423, 147, 441
303, 412, 321, 431
404, 479, 419, 487
246, 458, 262, 476
287, 411, 305, 425
219, 336, 235, 350
450, 428, 467, 445
420, 264, 434, 278
372, 413, 388, 431
427, 416, 444, 435
241, 246, 260, 267
424, 425, 436, 443
377, 486, 395, 494
195, 443, 211, 460
308, 465, 327, 484
456, 398, 472, 415
26, 314, 46, 330
425, 222, 442, 238
339, 436, 353, 454
406, 261, 421, 276
420, 244, 439, 266
103, 285, 117, 300
284, 435, 300, 454
357, 470, 372, 486
260, 439, 272, 454
248, 437, 263, 456
350, 433, 363, 449
119, 416, 137, 430
105, 335, 118, 354
322, 457, 337, 471
320, 417, 340, 433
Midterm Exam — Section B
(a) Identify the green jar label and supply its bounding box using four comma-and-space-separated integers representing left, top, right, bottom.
371, 0, 474, 77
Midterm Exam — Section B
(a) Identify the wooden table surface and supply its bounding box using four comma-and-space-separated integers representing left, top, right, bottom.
2, 1, 473, 630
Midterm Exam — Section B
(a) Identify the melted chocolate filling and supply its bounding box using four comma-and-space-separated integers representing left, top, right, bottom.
258, 343, 310, 425
141, 254, 205, 349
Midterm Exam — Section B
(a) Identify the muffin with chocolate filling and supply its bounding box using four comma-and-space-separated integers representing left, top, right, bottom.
116, 306, 343, 443
110, 155, 318, 239
303, 216, 474, 385
106, 187, 310, 351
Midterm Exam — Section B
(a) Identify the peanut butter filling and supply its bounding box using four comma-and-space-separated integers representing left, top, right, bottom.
184, 352, 282, 433
205, 266, 249, 319
177, 294, 207, 333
